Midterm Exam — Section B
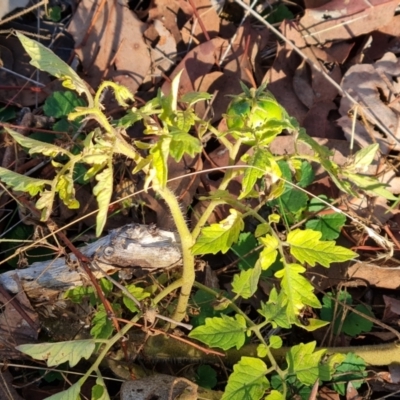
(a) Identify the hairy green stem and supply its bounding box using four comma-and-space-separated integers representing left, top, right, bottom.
140, 334, 400, 367
156, 185, 195, 323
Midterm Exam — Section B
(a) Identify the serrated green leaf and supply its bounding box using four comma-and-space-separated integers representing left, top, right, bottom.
275, 263, 321, 321
189, 314, 247, 350
5, 127, 71, 157
44, 91, 86, 118
258, 288, 291, 329
44, 379, 82, 400
287, 229, 357, 267
305, 213, 346, 240
17, 32, 90, 100
321, 291, 374, 337
90, 305, 119, 339
16, 340, 95, 368
259, 235, 279, 270
221, 357, 269, 400
0, 167, 51, 196
114, 109, 143, 128
286, 341, 326, 386
123, 284, 151, 313
192, 209, 244, 255
232, 262, 261, 299
93, 165, 113, 237
332, 353, 367, 395
318, 353, 346, 381
169, 131, 202, 161
240, 148, 281, 199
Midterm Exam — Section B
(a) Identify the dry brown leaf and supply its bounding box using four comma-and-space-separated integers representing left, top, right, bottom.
68, 0, 150, 94
162, 37, 227, 95
181, 0, 220, 46
299, 0, 398, 46
338, 52, 400, 154
265, 21, 308, 124
347, 262, 400, 289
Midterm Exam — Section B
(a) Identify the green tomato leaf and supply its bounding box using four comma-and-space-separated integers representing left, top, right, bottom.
275, 263, 321, 321
287, 229, 357, 267
305, 213, 346, 240
93, 165, 113, 237
90, 306, 114, 339
0, 167, 51, 196
43, 91, 85, 118
332, 353, 367, 395
5, 127, 71, 157
44, 380, 82, 400
318, 353, 346, 381
221, 357, 269, 400
258, 288, 291, 329
169, 131, 202, 161
232, 261, 261, 299
286, 341, 326, 386
259, 234, 279, 270
192, 209, 244, 255
16, 340, 95, 368
123, 284, 151, 313
189, 314, 247, 350
240, 148, 281, 199
321, 291, 374, 337
17, 32, 91, 99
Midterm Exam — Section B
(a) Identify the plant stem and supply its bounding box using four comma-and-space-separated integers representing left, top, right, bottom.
156, 185, 195, 323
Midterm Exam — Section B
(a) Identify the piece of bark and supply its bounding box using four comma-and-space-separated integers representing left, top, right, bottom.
0, 224, 182, 303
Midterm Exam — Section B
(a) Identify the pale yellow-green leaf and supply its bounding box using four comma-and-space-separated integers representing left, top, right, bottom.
4, 127, 71, 158
259, 234, 279, 270
56, 174, 80, 209
232, 262, 261, 299
170, 69, 184, 112
192, 209, 244, 255
93, 166, 113, 236
275, 263, 321, 321
45, 380, 82, 400
17, 32, 91, 101
16, 340, 95, 367
351, 143, 379, 172
0, 167, 51, 196
36, 189, 56, 221
150, 137, 170, 188
287, 229, 357, 267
